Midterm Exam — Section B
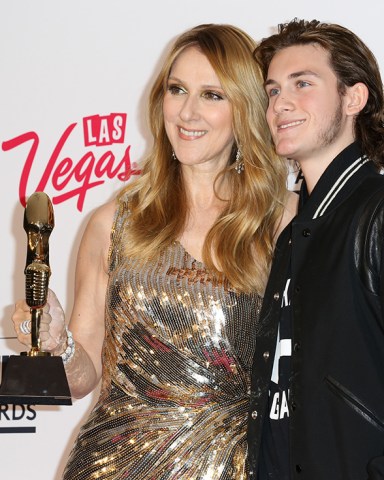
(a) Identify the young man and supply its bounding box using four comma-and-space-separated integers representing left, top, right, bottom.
248, 19, 384, 480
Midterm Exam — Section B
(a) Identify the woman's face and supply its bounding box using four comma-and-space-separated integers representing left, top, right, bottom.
163, 46, 235, 173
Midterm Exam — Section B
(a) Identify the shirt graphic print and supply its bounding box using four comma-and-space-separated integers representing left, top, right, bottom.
259, 275, 292, 480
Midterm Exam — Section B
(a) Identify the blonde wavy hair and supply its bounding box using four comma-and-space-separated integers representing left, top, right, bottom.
118, 23, 288, 294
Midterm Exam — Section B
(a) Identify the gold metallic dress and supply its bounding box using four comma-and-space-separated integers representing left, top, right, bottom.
63, 199, 262, 480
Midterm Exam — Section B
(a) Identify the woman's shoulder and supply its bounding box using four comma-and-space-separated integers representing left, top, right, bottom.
88, 198, 118, 231
80, 199, 120, 254
285, 190, 299, 218
275, 190, 298, 238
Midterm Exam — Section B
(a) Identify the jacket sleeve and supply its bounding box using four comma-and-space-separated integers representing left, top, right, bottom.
354, 187, 384, 330
356, 189, 384, 478
367, 455, 384, 479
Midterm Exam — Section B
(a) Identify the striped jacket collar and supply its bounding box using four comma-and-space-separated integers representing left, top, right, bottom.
298, 142, 372, 220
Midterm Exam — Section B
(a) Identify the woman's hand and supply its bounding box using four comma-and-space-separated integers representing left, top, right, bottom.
12, 288, 67, 355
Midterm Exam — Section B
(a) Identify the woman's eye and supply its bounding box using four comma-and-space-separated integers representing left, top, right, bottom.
167, 85, 186, 95
203, 91, 224, 101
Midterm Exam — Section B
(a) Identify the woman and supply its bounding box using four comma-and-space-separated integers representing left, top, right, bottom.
13, 24, 296, 479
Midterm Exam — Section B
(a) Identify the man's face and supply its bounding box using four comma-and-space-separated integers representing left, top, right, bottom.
264, 43, 354, 168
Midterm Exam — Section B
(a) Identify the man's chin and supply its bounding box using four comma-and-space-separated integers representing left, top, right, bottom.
275, 145, 296, 159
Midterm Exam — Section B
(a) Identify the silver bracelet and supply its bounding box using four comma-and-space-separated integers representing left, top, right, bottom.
60, 327, 75, 365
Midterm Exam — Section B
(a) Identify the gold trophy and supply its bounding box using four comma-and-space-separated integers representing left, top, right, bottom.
0, 192, 72, 405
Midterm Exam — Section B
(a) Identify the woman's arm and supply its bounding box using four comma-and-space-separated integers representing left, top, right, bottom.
12, 199, 117, 399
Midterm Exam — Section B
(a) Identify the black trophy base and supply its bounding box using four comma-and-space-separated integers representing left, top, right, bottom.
0, 355, 72, 405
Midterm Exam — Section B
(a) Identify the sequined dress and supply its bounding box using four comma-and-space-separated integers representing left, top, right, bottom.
63, 199, 262, 480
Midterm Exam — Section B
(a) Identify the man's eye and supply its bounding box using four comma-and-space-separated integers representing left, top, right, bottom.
267, 88, 279, 97
297, 80, 310, 88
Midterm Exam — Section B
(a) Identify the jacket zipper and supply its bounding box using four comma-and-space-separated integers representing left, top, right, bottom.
325, 375, 384, 432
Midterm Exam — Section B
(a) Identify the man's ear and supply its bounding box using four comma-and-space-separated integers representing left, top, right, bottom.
345, 82, 369, 116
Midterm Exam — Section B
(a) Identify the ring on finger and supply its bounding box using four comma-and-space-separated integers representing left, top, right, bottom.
20, 320, 31, 335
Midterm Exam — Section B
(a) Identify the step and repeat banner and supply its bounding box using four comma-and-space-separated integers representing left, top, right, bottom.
1, 1, 383, 478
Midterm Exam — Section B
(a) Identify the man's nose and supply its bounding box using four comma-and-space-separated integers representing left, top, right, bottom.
272, 92, 294, 114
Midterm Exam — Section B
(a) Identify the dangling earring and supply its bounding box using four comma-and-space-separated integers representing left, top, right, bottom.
234, 148, 244, 174
172, 151, 177, 161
